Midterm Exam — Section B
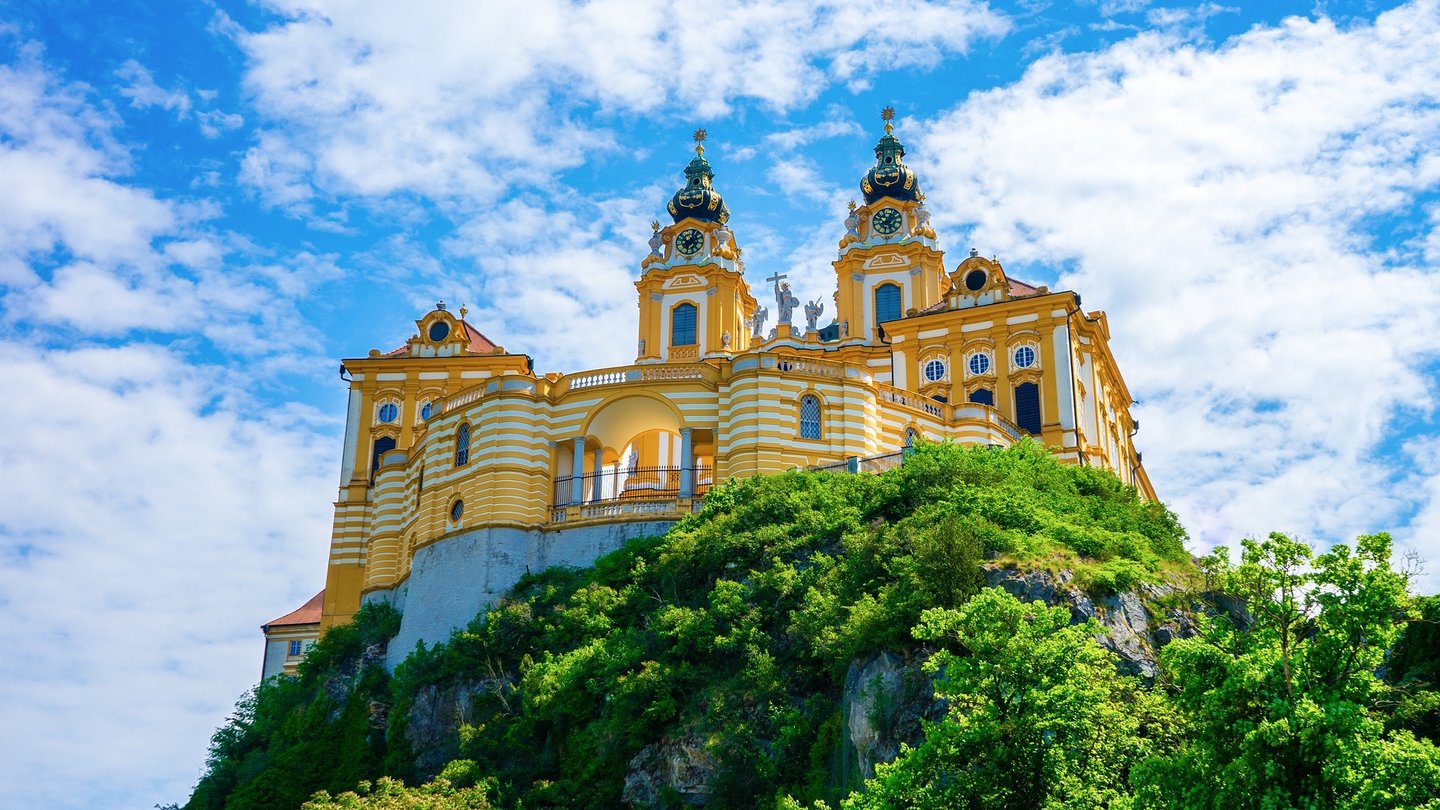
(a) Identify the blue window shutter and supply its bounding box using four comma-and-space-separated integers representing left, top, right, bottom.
874, 284, 902, 324
1015, 383, 1041, 435
671, 303, 698, 346
969, 388, 994, 406
371, 435, 396, 477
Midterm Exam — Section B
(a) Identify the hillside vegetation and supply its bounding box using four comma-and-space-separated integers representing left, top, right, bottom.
184, 441, 1440, 809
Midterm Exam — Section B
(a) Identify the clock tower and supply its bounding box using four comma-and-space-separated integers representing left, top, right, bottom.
833, 109, 948, 344
636, 131, 757, 363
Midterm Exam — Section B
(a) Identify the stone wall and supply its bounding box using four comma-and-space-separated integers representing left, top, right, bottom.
372, 520, 675, 669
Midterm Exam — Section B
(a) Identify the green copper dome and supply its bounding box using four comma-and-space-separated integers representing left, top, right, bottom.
861, 111, 922, 205
667, 133, 730, 225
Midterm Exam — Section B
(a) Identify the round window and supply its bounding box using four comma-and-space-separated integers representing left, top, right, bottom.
420, 402, 433, 420
964, 269, 987, 292
1014, 346, 1037, 369
968, 353, 991, 376
428, 321, 451, 342
923, 358, 947, 382
377, 402, 399, 423
449, 499, 464, 522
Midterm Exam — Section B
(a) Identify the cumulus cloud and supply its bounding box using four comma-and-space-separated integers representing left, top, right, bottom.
0, 342, 338, 808
235, 0, 1009, 207
0, 40, 332, 356
912, 2, 1440, 585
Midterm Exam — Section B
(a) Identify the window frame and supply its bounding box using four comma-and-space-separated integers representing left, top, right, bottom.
670, 302, 699, 347
873, 283, 902, 325
455, 423, 472, 466
799, 394, 823, 440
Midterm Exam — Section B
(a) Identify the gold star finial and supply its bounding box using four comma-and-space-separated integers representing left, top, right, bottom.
693, 128, 707, 156
881, 106, 895, 134
651, 219, 660, 232
848, 200, 857, 212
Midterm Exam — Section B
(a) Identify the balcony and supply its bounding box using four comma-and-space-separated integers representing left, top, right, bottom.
549, 465, 713, 525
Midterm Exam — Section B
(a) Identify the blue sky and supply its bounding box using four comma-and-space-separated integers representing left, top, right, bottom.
2, 0, 1438, 806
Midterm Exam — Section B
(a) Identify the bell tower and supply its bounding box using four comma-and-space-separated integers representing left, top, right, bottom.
636, 130, 757, 363
833, 108, 948, 344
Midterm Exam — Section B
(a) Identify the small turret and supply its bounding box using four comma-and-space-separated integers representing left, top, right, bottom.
666, 129, 730, 224
860, 107, 922, 204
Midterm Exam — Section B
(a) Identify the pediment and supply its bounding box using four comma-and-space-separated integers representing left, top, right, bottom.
864, 253, 908, 269
663, 274, 707, 289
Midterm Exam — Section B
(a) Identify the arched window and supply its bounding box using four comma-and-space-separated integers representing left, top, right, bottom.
874, 283, 902, 324
671, 303, 698, 346
799, 395, 822, 439
904, 428, 918, 450
969, 388, 995, 406
370, 435, 397, 478
455, 423, 471, 466
1015, 382, 1041, 435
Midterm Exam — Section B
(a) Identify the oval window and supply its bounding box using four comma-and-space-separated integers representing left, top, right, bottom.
965, 269, 987, 292
924, 359, 946, 382
968, 353, 991, 376
449, 499, 464, 522
377, 402, 399, 423
1014, 346, 1037, 369
420, 401, 433, 420
429, 321, 451, 342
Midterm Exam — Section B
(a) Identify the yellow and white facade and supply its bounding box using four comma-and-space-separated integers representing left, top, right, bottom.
300, 120, 1155, 656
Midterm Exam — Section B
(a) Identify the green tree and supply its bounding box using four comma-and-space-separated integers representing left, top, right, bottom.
302, 761, 496, 809
1135, 532, 1440, 809
844, 587, 1169, 809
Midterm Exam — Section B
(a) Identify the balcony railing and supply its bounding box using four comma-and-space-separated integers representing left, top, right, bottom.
552, 465, 714, 507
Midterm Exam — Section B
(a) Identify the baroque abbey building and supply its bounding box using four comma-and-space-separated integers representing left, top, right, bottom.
263, 114, 1155, 671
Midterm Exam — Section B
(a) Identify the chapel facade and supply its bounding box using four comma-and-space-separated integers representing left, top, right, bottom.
269, 114, 1154, 656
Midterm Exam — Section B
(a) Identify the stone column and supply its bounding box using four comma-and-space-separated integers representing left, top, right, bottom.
679, 427, 694, 497
591, 448, 604, 502
570, 437, 586, 505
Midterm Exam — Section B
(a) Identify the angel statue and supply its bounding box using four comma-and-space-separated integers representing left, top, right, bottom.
804, 299, 825, 332
750, 305, 769, 339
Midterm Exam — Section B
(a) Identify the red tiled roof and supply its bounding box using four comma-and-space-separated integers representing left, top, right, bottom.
263, 590, 324, 630
1008, 278, 1040, 296
460, 320, 498, 353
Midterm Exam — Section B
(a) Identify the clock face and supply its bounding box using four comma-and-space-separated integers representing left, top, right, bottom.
675, 228, 704, 256
873, 207, 902, 235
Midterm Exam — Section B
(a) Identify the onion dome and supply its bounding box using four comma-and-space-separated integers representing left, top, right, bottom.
861, 107, 922, 205
667, 129, 730, 225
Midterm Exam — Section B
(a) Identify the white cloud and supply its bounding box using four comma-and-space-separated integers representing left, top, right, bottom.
913, 2, 1440, 586
0, 40, 331, 356
235, 0, 1009, 206
0, 342, 337, 809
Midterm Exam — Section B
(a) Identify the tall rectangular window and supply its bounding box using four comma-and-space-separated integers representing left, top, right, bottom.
874, 284, 902, 324
799, 395, 822, 439
288, 640, 302, 656
1015, 382, 1042, 435
671, 303, 698, 346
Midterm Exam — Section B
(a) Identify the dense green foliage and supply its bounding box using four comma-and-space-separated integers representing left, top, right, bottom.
381, 440, 1185, 808
185, 603, 401, 810
186, 441, 1440, 809
823, 532, 1440, 810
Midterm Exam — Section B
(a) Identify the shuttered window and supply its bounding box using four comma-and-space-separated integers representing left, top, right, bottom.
874, 284, 902, 324
1015, 383, 1041, 435
371, 435, 396, 478
671, 303, 698, 346
799, 395, 822, 439
969, 388, 994, 406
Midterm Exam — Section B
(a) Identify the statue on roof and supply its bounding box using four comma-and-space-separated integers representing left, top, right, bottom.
804, 299, 825, 333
